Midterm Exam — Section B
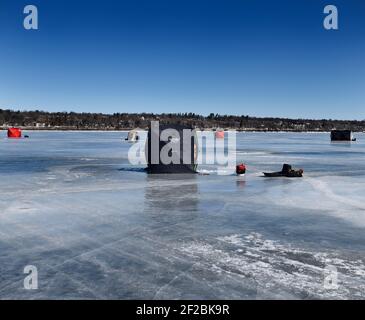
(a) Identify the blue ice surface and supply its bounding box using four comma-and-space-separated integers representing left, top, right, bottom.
0, 130, 365, 299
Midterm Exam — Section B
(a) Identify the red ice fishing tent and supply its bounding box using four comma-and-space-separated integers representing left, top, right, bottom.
215, 129, 224, 139
7, 127, 22, 138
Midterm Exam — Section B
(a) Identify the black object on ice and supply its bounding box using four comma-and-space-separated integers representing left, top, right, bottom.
263, 164, 303, 178
331, 130, 354, 142
146, 123, 198, 174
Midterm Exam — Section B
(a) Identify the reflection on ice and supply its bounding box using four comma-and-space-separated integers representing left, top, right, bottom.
144, 175, 199, 214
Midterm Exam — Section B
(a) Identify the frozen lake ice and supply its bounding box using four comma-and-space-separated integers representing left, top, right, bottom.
0, 130, 365, 299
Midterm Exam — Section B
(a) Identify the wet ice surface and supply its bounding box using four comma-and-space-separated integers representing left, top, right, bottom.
0, 131, 365, 299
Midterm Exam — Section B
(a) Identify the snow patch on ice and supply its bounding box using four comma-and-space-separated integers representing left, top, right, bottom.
178, 233, 365, 299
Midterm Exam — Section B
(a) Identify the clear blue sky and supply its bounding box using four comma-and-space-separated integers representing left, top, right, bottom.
0, 0, 364, 119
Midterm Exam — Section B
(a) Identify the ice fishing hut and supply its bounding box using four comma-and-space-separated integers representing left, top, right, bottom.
7, 127, 22, 138
330, 130, 355, 141
146, 123, 198, 174
215, 128, 225, 139
125, 128, 140, 142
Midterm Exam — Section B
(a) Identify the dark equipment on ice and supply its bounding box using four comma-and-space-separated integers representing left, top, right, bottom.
263, 164, 303, 178
146, 124, 198, 174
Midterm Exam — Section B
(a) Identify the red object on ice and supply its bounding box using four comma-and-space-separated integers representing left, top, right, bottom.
236, 163, 246, 175
215, 130, 224, 139
7, 127, 22, 138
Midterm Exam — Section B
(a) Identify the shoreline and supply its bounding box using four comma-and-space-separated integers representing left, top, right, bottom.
1, 127, 364, 133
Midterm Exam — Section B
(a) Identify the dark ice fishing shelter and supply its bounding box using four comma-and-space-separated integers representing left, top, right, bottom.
331, 130, 354, 141
146, 124, 198, 173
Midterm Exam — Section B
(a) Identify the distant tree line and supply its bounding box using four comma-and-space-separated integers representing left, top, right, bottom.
1, 109, 365, 132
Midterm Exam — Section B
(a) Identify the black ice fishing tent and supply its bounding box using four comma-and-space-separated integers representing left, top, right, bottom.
331, 130, 354, 141
146, 123, 198, 174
